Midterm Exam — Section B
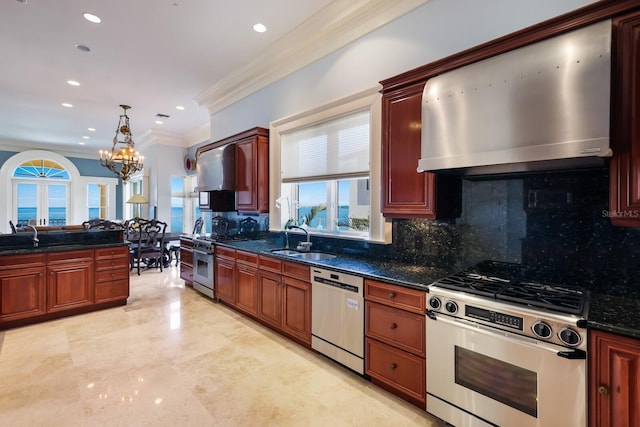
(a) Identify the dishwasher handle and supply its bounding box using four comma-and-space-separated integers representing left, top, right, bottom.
312, 276, 359, 293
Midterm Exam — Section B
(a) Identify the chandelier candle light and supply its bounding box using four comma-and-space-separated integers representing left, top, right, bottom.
99, 105, 144, 182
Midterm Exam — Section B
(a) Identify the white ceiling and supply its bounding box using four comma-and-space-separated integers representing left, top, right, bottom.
0, 0, 341, 157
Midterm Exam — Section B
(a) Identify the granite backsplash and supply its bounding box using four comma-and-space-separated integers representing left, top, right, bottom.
392, 169, 640, 298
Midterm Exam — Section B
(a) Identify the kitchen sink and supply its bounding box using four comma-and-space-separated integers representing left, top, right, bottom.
270, 249, 301, 256
270, 249, 336, 261
290, 252, 336, 261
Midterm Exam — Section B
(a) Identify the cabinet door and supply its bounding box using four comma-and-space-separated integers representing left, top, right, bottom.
0, 266, 46, 322
590, 330, 640, 427
258, 270, 282, 329
282, 276, 311, 344
382, 83, 437, 219
236, 133, 269, 213
236, 264, 258, 317
47, 261, 94, 312
610, 11, 640, 227
215, 257, 235, 304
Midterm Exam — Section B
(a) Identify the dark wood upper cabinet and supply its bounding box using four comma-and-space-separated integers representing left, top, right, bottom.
610, 10, 640, 227
379, 1, 640, 223
235, 127, 269, 213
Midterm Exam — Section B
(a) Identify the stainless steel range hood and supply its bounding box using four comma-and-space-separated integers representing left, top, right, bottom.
195, 142, 236, 212
418, 20, 612, 176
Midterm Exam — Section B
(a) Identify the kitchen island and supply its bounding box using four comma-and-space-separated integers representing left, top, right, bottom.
0, 229, 129, 330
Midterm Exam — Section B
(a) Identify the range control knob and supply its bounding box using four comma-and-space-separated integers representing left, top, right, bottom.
445, 301, 458, 314
558, 327, 582, 347
531, 321, 553, 339
428, 296, 441, 310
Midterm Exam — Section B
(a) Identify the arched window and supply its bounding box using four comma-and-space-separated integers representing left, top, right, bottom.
13, 159, 70, 180
0, 150, 118, 232
13, 159, 71, 227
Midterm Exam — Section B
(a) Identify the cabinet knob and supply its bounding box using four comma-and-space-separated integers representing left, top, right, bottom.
598, 386, 609, 396
389, 363, 397, 371
389, 323, 397, 330
388, 292, 396, 299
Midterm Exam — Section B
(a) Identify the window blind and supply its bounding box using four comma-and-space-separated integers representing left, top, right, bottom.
281, 110, 370, 182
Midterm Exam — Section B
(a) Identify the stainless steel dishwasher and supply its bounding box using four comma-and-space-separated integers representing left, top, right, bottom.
311, 267, 364, 374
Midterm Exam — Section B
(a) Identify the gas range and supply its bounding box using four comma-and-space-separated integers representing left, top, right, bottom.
192, 234, 247, 253
427, 261, 589, 351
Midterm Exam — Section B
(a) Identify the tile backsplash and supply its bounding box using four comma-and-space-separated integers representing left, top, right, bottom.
393, 169, 640, 297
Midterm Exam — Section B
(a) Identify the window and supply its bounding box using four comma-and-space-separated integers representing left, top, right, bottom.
88, 183, 108, 220
270, 87, 390, 242
170, 175, 202, 234
13, 159, 70, 226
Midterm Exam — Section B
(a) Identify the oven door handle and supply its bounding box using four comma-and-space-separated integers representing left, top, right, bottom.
428, 311, 585, 359
192, 247, 212, 256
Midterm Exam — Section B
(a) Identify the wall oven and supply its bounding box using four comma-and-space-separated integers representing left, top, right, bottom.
192, 238, 215, 298
426, 261, 588, 427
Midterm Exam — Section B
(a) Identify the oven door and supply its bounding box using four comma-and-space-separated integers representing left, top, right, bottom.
426, 312, 586, 427
192, 248, 214, 298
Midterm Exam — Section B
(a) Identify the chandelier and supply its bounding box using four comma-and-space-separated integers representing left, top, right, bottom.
98, 104, 144, 182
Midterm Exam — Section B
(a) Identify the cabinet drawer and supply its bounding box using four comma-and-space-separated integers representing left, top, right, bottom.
259, 255, 282, 273
365, 279, 426, 314
95, 246, 129, 260
215, 246, 236, 260
180, 248, 193, 265
366, 301, 425, 357
366, 337, 425, 404
95, 279, 129, 302
180, 237, 193, 248
95, 258, 129, 271
47, 249, 94, 264
0, 253, 46, 270
236, 250, 258, 266
283, 261, 310, 281
96, 267, 130, 283
180, 264, 193, 282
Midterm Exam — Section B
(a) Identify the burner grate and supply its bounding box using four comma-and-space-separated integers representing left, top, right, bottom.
431, 261, 588, 316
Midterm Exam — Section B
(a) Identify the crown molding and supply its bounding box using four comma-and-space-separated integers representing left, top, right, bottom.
194, 0, 430, 115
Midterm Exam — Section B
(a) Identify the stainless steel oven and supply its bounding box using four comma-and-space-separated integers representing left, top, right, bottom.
192, 239, 214, 298
426, 261, 588, 427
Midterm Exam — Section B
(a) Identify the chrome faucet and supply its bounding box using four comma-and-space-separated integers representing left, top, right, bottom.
27, 225, 39, 247
287, 225, 312, 251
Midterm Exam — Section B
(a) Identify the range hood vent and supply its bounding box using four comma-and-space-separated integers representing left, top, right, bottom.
195, 142, 235, 192
418, 20, 612, 176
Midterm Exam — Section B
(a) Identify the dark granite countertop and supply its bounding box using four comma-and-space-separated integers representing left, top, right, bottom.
0, 241, 128, 256
220, 239, 455, 291
586, 293, 640, 340
222, 238, 640, 341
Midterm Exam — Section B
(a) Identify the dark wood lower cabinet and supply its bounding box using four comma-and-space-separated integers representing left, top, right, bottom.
257, 270, 282, 329
0, 265, 46, 322
589, 329, 640, 427
236, 263, 258, 317
0, 246, 129, 330
46, 249, 94, 312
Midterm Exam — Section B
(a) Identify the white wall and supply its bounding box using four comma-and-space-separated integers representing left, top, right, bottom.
208, 0, 595, 138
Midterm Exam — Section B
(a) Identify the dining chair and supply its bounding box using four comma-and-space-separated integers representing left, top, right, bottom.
130, 219, 167, 275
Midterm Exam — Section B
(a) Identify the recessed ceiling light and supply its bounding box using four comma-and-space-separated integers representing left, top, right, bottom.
82, 136, 90, 139
83, 13, 102, 24
87, 127, 96, 132
67, 80, 80, 86
61, 103, 73, 108
78, 142, 86, 146
75, 44, 91, 53
155, 120, 164, 125
176, 105, 185, 111
253, 23, 267, 33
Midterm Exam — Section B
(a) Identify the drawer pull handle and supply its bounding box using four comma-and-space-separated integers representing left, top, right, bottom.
388, 292, 396, 299
390, 363, 397, 370
598, 386, 609, 396
389, 323, 397, 330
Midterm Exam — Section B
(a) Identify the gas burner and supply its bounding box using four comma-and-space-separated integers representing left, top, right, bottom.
430, 261, 589, 316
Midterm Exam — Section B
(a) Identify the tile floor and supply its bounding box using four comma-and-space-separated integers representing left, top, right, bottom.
0, 265, 446, 426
